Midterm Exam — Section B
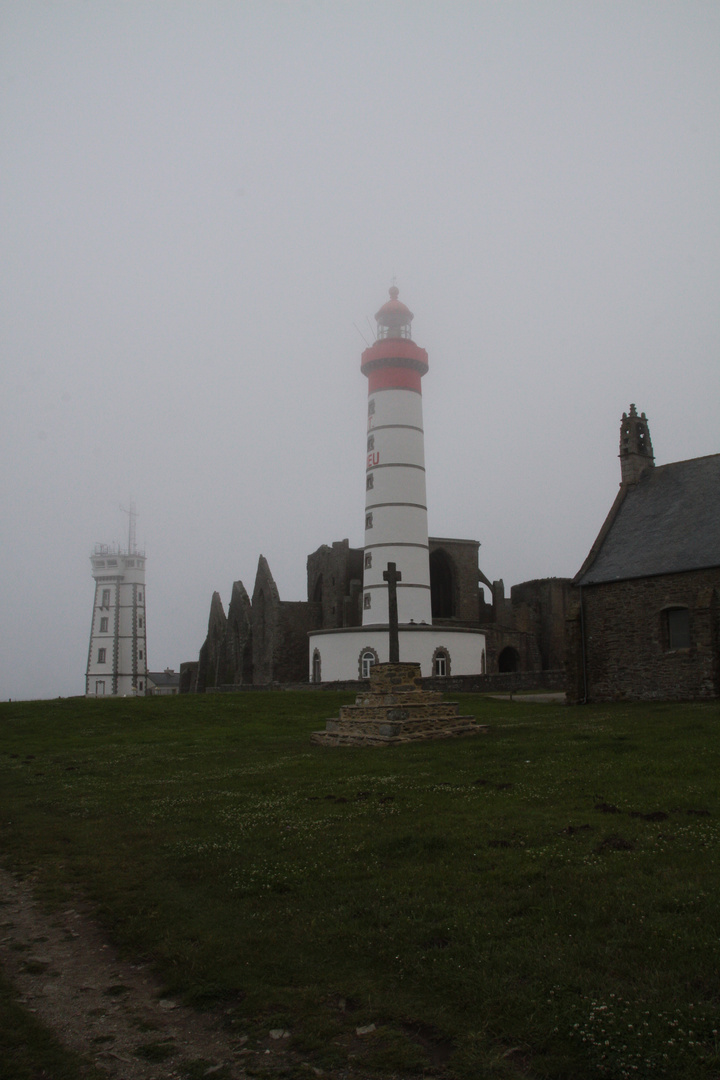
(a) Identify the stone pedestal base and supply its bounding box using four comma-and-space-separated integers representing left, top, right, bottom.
311, 662, 487, 747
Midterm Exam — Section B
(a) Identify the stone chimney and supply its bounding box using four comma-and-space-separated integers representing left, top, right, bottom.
619, 404, 654, 485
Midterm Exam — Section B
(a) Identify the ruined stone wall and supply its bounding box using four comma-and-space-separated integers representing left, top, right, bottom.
195, 592, 235, 693
566, 570, 720, 702
226, 581, 253, 684
511, 578, 571, 670
428, 538, 482, 622
273, 600, 322, 684
484, 626, 541, 674
307, 540, 363, 628
179, 661, 198, 694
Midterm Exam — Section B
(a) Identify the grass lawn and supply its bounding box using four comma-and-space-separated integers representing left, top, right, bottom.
0, 691, 719, 1079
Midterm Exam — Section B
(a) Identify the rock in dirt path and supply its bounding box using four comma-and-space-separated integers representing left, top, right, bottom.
0, 867, 249, 1079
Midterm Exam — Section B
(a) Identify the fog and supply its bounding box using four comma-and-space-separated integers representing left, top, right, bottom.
2, 2, 718, 700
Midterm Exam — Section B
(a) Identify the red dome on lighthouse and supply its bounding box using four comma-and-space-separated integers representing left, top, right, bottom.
375, 285, 414, 339
361, 285, 429, 390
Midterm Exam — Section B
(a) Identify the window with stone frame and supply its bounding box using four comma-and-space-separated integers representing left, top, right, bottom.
368, 398, 375, 416
367, 434, 375, 451
359, 648, 379, 679
98, 648, 107, 663
99, 617, 109, 633
664, 607, 691, 650
366, 473, 374, 490
363, 593, 371, 609
432, 647, 450, 677
101, 589, 111, 608
365, 512, 373, 529
364, 551, 372, 570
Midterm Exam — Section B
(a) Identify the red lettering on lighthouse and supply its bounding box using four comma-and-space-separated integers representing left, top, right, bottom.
367, 452, 379, 468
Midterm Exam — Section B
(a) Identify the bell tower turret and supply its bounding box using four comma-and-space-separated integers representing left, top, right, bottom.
619, 404, 655, 485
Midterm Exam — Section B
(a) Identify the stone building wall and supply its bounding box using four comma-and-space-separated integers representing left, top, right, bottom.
428, 538, 481, 622
273, 601, 322, 684
566, 569, 720, 702
306, 540, 363, 629
226, 581, 253, 684
511, 577, 571, 670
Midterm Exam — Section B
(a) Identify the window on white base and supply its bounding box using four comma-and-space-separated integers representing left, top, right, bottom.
363, 593, 371, 610
364, 552, 372, 569
100, 617, 108, 633
312, 649, 321, 684
101, 589, 111, 608
432, 648, 450, 677
138, 617, 143, 629
138, 681, 143, 691
365, 513, 373, 530
361, 651, 377, 679
98, 648, 107, 663
138, 592, 143, 602
95, 680, 105, 696
139, 650, 143, 660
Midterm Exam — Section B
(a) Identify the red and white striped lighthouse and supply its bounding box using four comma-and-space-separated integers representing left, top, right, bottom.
308, 284, 486, 682
361, 287, 432, 626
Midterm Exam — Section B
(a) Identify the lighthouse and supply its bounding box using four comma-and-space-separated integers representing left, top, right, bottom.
361, 287, 432, 626
308, 287, 485, 682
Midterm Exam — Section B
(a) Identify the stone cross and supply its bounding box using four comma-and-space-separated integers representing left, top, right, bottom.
383, 562, 402, 663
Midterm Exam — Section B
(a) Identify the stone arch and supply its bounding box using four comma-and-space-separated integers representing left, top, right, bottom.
430, 548, 456, 618
498, 646, 520, 673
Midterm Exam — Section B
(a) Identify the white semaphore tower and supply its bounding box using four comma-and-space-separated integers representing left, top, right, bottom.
308, 287, 485, 682
85, 505, 148, 697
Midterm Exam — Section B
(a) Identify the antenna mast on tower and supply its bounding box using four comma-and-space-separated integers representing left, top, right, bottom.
120, 501, 137, 555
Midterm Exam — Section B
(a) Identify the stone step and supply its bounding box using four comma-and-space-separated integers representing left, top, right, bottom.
324, 714, 481, 738
338, 702, 462, 724
354, 691, 445, 706
311, 721, 487, 747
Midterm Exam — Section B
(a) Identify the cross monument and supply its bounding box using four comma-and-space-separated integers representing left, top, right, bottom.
383, 561, 402, 663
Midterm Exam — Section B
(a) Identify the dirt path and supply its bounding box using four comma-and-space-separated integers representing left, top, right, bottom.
0, 867, 260, 1079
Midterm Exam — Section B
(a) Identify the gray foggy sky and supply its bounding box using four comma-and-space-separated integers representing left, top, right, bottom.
1, 2, 718, 700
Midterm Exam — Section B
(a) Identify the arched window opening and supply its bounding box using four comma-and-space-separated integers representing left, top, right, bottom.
498, 646, 520, 673
430, 549, 455, 618
432, 647, 451, 677
312, 649, 322, 684
359, 648, 379, 680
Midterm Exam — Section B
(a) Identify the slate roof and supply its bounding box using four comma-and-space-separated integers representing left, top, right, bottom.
575, 454, 720, 586
147, 670, 180, 689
